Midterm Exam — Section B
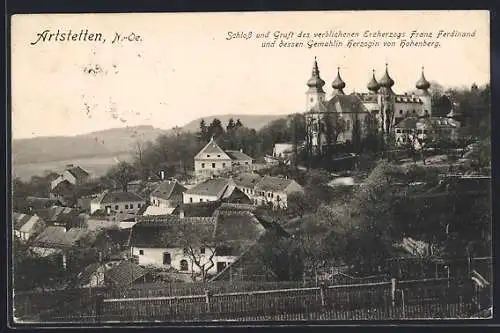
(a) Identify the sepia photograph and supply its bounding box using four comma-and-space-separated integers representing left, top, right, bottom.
10, 10, 492, 323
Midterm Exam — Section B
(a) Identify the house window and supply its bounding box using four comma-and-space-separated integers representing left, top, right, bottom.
163, 252, 171, 265
115, 205, 119, 210
245, 162, 249, 165
189, 197, 193, 203
125, 204, 129, 209
180, 260, 189, 271
200, 247, 205, 254
201, 163, 205, 168
138, 203, 141, 208
139, 250, 144, 255
217, 155, 221, 157
212, 163, 216, 168
222, 163, 226, 168
399, 110, 403, 114
200, 198, 204, 202
207, 155, 210, 157
183, 248, 189, 255
130, 204, 134, 209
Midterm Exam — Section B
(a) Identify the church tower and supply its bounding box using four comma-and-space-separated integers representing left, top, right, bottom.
415, 66, 432, 117
331, 67, 346, 96
378, 63, 396, 135
305, 57, 326, 111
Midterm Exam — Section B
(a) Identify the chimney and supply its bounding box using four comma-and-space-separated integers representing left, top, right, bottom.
160, 171, 165, 180
179, 209, 185, 219
66, 164, 74, 169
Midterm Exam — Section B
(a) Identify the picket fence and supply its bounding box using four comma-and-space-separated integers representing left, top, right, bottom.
30, 277, 481, 322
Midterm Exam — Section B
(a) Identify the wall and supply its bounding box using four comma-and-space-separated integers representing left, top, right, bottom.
150, 196, 176, 210
132, 247, 235, 274
182, 193, 219, 204
96, 200, 146, 214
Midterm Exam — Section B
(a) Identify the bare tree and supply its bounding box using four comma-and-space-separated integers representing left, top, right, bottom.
174, 223, 218, 282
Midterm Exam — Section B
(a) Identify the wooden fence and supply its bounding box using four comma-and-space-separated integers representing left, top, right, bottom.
31, 277, 482, 322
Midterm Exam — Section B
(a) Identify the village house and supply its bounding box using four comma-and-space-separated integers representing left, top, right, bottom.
30, 226, 95, 268
130, 210, 268, 277
33, 205, 85, 229
49, 180, 76, 204
13, 212, 46, 242
253, 176, 304, 209
183, 178, 236, 204
50, 164, 90, 191
194, 137, 253, 181
394, 116, 461, 148
90, 191, 146, 215
232, 172, 262, 198
148, 179, 187, 215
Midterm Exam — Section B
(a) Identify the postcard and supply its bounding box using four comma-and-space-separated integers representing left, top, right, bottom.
10, 10, 491, 324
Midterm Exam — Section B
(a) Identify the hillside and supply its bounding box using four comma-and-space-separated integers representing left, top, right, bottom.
13, 114, 286, 165
12, 125, 167, 165
179, 114, 286, 133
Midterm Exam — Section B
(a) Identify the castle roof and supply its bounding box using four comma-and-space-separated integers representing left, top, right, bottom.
416, 66, 431, 91
378, 63, 395, 88
367, 69, 380, 92
331, 67, 346, 94
306, 57, 326, 93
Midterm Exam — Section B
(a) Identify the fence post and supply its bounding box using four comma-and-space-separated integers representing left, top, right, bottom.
319, 283, 326, 308
205, 288, 211, 314
95, 293, 104, 323
391, 278, 397, 308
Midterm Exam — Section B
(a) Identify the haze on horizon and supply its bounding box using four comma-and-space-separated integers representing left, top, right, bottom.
11, 11, 489, 140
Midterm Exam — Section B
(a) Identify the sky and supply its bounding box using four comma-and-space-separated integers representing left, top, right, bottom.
11, 11, 489, 139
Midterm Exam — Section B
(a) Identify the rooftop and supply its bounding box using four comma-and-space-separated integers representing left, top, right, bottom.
184, 178, 232, 197
233, 172, 262, 189
98, 191, 145, 204
255, 175, 295, 192
225, 150, 253, 161
105, 261, 150, 286
150, 180, 187, 200
32, 226, 92, 248
65, 166, 90, 181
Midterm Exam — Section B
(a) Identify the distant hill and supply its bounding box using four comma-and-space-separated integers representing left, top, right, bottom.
12, 125, 168, 165
179, 114, 286, 133
12, 114, 286, 165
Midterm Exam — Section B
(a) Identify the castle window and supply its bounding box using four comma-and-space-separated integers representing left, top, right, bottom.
212, 163, 216, 168
399, 110, 403, 114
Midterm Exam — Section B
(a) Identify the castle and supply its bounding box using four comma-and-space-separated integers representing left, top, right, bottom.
304, 57, 434, 150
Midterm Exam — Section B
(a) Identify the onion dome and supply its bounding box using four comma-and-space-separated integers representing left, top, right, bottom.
332, 67, 346, 94
306, 57, 325, 93
416, 66, 431, 90
367, 69, 380, 93
378, 63, 395, 88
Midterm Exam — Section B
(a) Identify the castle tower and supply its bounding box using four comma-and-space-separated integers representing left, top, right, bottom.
415, 66, 432, 117
332, 67, 346, 96
306, 57, 326, 111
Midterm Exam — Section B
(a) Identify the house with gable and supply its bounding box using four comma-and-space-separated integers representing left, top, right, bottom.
183, 178, 233, 204
253, 176, 304, 209
13, 212, 46, 242
148, 179, 187, 214
50, 164, 90, 191
194, 137, 254, 181
130, 210, 269, 277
